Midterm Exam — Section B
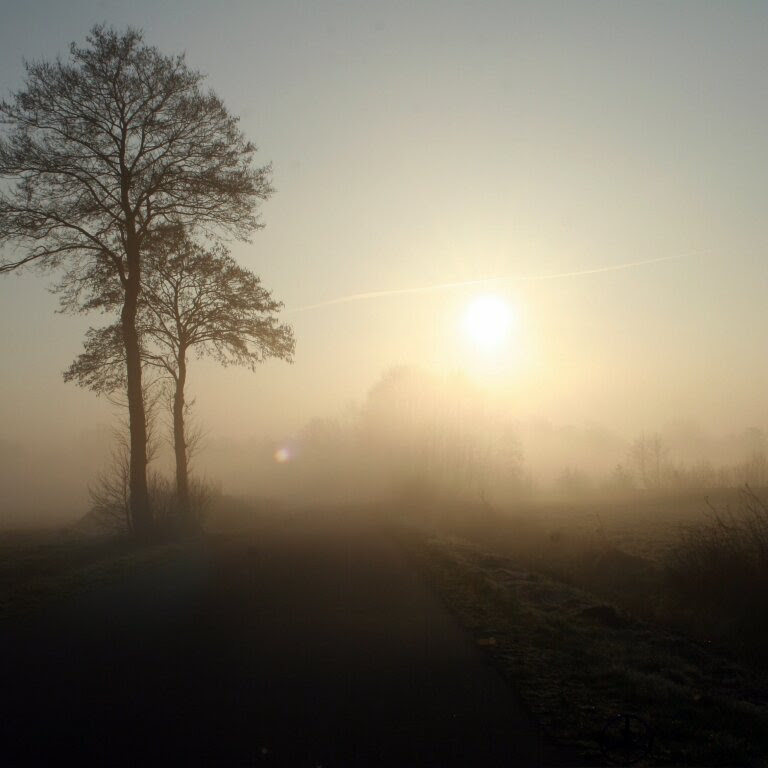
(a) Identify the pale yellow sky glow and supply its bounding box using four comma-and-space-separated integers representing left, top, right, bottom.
286, 254, 686, 313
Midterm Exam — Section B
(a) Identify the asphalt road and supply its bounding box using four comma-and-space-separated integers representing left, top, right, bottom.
1, 514, 569, 766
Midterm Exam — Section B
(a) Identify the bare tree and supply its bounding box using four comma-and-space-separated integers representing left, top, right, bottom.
66, 229, 294, 528
0, 26, 270, 537
629, 432, 667, 490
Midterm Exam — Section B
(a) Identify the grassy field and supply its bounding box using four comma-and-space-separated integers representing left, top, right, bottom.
0, 526, 190, 620
399, 490, 768, 766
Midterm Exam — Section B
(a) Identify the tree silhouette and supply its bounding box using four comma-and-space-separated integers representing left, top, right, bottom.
0, 26, 270, 536
66, 228, 294, 527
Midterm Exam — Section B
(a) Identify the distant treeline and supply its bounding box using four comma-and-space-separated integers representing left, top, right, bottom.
198, 366, 767, 507
558, 431, 768, 496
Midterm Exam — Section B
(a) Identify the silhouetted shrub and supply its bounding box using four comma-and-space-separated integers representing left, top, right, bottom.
85, 446, 220, 537
665, 486, 768, 658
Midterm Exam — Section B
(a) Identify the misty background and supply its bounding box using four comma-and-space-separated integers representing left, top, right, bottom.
1, 1, 767, 525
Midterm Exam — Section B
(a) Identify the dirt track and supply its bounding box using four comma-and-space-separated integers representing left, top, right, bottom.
1, 514, 569, 766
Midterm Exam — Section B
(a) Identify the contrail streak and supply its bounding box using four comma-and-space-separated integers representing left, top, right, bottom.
286, 254, 683, 314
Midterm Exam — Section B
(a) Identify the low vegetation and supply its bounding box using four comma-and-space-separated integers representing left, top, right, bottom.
398, 487, 768, 766
407, 533, 768, 766
664, 486, 768, 660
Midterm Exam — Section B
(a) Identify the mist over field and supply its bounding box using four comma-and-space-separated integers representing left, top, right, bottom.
3, 363, 766, 528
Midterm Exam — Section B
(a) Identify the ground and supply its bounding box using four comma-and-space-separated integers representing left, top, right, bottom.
0, 512, 573, 767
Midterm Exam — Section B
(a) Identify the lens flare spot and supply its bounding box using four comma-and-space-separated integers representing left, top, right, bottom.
274, 447, 291, 463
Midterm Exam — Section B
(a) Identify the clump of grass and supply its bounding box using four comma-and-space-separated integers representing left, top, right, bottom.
664, 486, 768, 660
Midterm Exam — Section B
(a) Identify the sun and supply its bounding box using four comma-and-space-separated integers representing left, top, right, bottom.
461, 295, 512, 348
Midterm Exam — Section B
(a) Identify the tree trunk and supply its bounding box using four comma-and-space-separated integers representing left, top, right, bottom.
122, 259, 152, 539
173, 349, 192, 529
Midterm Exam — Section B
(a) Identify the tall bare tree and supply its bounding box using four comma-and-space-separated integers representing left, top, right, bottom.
0, 26, 270, 536
66, 229, 294, 527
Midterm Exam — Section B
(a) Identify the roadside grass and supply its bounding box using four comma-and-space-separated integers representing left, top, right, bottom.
0, 527, 190, 619
405, 532, 768, 767
410, 489, 768, 664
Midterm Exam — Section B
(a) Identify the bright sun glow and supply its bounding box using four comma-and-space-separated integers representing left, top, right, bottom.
462, 295, 512, 348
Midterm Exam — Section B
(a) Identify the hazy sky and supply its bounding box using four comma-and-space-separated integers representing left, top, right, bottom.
1, 0, 767, 451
